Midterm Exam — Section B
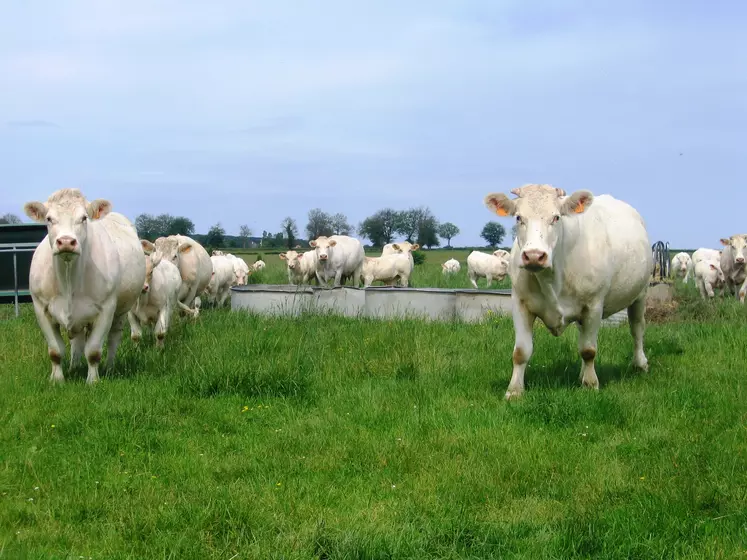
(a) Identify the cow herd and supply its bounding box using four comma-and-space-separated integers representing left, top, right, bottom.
670, 237, 747, 302
18, 184, 746, 399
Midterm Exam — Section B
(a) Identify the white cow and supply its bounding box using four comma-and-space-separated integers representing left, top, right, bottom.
485, 184, 652, 400
205, 255, 235, 307
467, 250, 510, 289
691, 248, 721, 267
252, 260, 266, 271
23, 188, 146, 384
694, 258, 725, 299
382, 242, 419, 285
310, 235, 365, 287
222, 253, 250, 286
670, 252, 693, 283
719, 235, 747, 302
442, 258, 461, 274
279, 250, 318, 285
128, 240, 182, 348
361, 253, 412, 287
154, 235, 212, 317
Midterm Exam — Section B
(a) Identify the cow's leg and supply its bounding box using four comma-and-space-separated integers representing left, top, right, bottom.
105, 313, 126, 371
704, 279, 716, 298
70, 331, 86, 367
84, 303, 116, 385
33, 300, 67, 383
333, 269, 343, 287
219, 287, 230, 307
155, 305, 170, 349
506, 300, 536, 400
627, 295, 649, 372
485, 274, 493, 288
578, 305, 603, 390
128, 310, 143, 344
469, 270, 478, 289
738, 276, 747, 304
352, 265, 362, 288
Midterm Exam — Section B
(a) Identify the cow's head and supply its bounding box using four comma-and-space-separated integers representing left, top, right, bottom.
675, 254, 689, 273
310, 236, 336, 261
485, 184, 593, 272
710, 262, 726, 286
141, 241, 162, 294
155, 235, 192, 266
391, 242, 419, 254
232, 260, 248, 285
720, 235, 747, 266
279, 250, 303, 270
24, 188, 112, 262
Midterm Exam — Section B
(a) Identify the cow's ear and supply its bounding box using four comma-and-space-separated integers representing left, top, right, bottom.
24, 201, 47, 223
151, 252, 162, 268
141, 239, 156, 254
178, 243, 192, 254
561, 190, 593, 215
297, 253, 303, 260
710, 263, 717, 271
392, 243, 400, 251
309, 240, 317, 248
411, 244, 420, 251
484, 193, 515, 217
720, 238, 730, 246
328, 240, 337, 247
87, 199, 112, 220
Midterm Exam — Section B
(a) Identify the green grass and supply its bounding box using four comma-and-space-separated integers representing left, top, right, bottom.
1, 284, 746, 559
240, 249, 512, 290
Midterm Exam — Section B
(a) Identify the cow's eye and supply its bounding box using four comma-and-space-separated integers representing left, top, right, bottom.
551, 215, 560, 224
80, 215, 87, 223
515, 215, 522, 224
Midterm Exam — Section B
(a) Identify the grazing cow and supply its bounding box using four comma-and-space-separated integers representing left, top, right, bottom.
128, 240, 182, 348
670, 252, 693, 283
484, 184, 652, 399
252, 260, 266, 271
467, 250, 510, 289
692, 248, 721, 267
442, 258, 461, 274
361, 253, 412, 287
212, 250, 224, 256
154, 235, 212, 317
222, 253, 250, 286
694, 258, 725, 299
279, 250, 318, 285
382, 242, 419, 286
719, 235, 747, 302
23, 188, 146, 384
205, 255, 235, 307
310, 235, 365, 287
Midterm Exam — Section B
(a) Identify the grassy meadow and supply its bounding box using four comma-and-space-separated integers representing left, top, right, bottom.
234, 248, 513, 290
1, 279, 746, 559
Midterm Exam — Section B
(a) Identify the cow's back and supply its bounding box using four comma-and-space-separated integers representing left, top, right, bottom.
331, 235, 365, 274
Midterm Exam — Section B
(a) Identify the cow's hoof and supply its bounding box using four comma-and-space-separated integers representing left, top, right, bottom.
505, 390, 523, 401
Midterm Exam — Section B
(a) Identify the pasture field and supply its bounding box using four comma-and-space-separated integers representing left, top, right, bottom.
1, 286, 746, 559
234, 249, 512, 290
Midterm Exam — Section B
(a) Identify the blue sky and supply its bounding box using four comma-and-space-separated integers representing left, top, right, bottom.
1, 0, 745, 248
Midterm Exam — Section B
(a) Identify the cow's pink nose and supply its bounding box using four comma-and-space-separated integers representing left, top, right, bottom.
737, 257, 745, 264
56, 236, 78, 251
142, 284, 149, 293
320, 255, 328, 260
521, 249, 547, 267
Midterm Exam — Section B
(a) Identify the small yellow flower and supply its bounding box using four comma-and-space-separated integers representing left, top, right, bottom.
241, 406, 249, 413
276, 482, 282, 487
50, 424, 55, 428
639, 476, 646, 480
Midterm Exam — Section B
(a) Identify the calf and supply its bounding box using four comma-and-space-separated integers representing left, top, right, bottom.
361, 253, 412, 287
279, 250, 318, 285
24, 188, 146, 384
310, 235, 365, 287
128, 240, 182, 348
720, 235, 747, 302
205, 255, 235, 307
692, 248, 721, 267
670, 252, 693, 283
442, 258, 461, 274
467, 250, 510, 289
253, 260, 266, 271
694, 259, 725, 299
485, 184, 652, 399
154, 235, 212, 317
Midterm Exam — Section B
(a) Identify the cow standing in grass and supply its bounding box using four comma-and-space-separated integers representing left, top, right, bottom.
694, 258, 725, 299
484, 184, 652, 400
154, 235, 212, 317
279, 250, 318, 285
128, 240, 182, 348
719, 235, 747, 302
670, 252, 693, 284
310, 235, 365, 287
442, 258, 461, 274
361, 253, 412, 287
24, 188, 146, 384
467, 250, 510, 289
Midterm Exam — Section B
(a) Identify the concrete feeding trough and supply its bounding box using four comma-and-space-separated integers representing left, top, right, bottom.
231, 284, 633, 327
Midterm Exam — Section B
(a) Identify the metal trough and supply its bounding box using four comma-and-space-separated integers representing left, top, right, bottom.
231, 284, 630, 326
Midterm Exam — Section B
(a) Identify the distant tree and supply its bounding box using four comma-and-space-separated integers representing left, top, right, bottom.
168, 216, 195, 236
135, 214, 158, 240
417, 215, 440, 249
239, 225, 252, 248
305, 208, 334, 241
358, 208, 399, 247
437, 222, 460, 248
0, 213, 22, 225
331, 213, 352, 236
281, 217, 298, 249
481, 221, 506, 248
205, 222, 226, 248
396, 207, 438, 244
